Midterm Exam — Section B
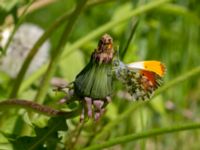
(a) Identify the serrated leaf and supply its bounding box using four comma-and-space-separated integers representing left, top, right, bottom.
6, 116, 68, 150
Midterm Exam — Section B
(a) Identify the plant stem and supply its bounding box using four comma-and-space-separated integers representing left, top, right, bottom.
158, 4, 200, 26
0, 99, 81, 118
91, 65, 200, 143
9, 0, 114, 98
82, 122, 200, 150
12, 2, 199, 97
3, 0, 35, 55
66, 122, 85, 150
5, 0, 57, 26
35, 0, 88, 104
62, 0, 172, 58
19, 64, 49, 93
9, 10, 72, 98
120, 19, 139, 60
17, 0, 171, 97
155, 65, 200, 96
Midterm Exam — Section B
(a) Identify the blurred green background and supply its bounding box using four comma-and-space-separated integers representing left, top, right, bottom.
0, 0, 200, 149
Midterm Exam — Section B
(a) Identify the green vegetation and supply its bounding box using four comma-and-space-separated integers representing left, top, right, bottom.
0, 0, 200, 149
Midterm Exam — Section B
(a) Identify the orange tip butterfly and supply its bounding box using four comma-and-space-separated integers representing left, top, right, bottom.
113, 60, 166, 101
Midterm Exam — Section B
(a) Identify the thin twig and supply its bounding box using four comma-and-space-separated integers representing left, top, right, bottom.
18, 0, 171, 98
9, 0, 114, 98
0, 99, 81, 118
34, 0, 88, 104
65, 122, 85, 150
91, 65, 200, 143
9, 10, 72, 98
5, 0, 57, 26
120, 19, 139, 60
3, 0, 35, 55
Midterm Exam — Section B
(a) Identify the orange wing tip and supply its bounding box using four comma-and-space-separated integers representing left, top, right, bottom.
128, 61, 166, 77
143, 61, 166, 77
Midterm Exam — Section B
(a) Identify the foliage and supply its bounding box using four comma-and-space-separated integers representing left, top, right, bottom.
0, 0, 200, 150
4, 116, 68, 150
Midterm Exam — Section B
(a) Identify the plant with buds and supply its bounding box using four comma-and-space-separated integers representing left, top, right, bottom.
57, 33, 165, 122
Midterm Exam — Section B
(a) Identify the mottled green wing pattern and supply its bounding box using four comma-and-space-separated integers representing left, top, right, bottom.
113, 60, 163, 101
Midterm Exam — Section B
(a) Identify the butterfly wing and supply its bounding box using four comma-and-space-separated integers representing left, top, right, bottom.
127, 61, 165, 77
114, 60, 165, 101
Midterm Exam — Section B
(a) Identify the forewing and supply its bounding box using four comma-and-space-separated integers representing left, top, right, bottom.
113, 60, 165, 101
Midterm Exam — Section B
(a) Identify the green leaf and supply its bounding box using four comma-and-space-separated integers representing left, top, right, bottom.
59, 47, 85, 82
150, 95, 166, 115
0, 0, 19, 12
6, 116, 68, 150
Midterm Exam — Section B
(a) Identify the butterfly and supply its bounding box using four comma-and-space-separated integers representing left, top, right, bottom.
113, 59, 165, 101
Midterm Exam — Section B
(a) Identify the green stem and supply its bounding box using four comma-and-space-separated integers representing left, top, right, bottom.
0, 99, 81, 118
91, 103, 142, 143
29, 117, 67, 150
9, 0, 114, 98
18, 0, 172, 96
14, 3, 200, 97
158, 4, 200, 26
35, 0, 88, 104
155, 65, 200, 96
9, 10, 71, 98
82, 122, 200, 150
62, 0, 172, 58
3, 0, 35, 55
30, 121, 62, 150
120, 19, 139, 60
19, 64, 48, 93
91, 66, 200, 143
